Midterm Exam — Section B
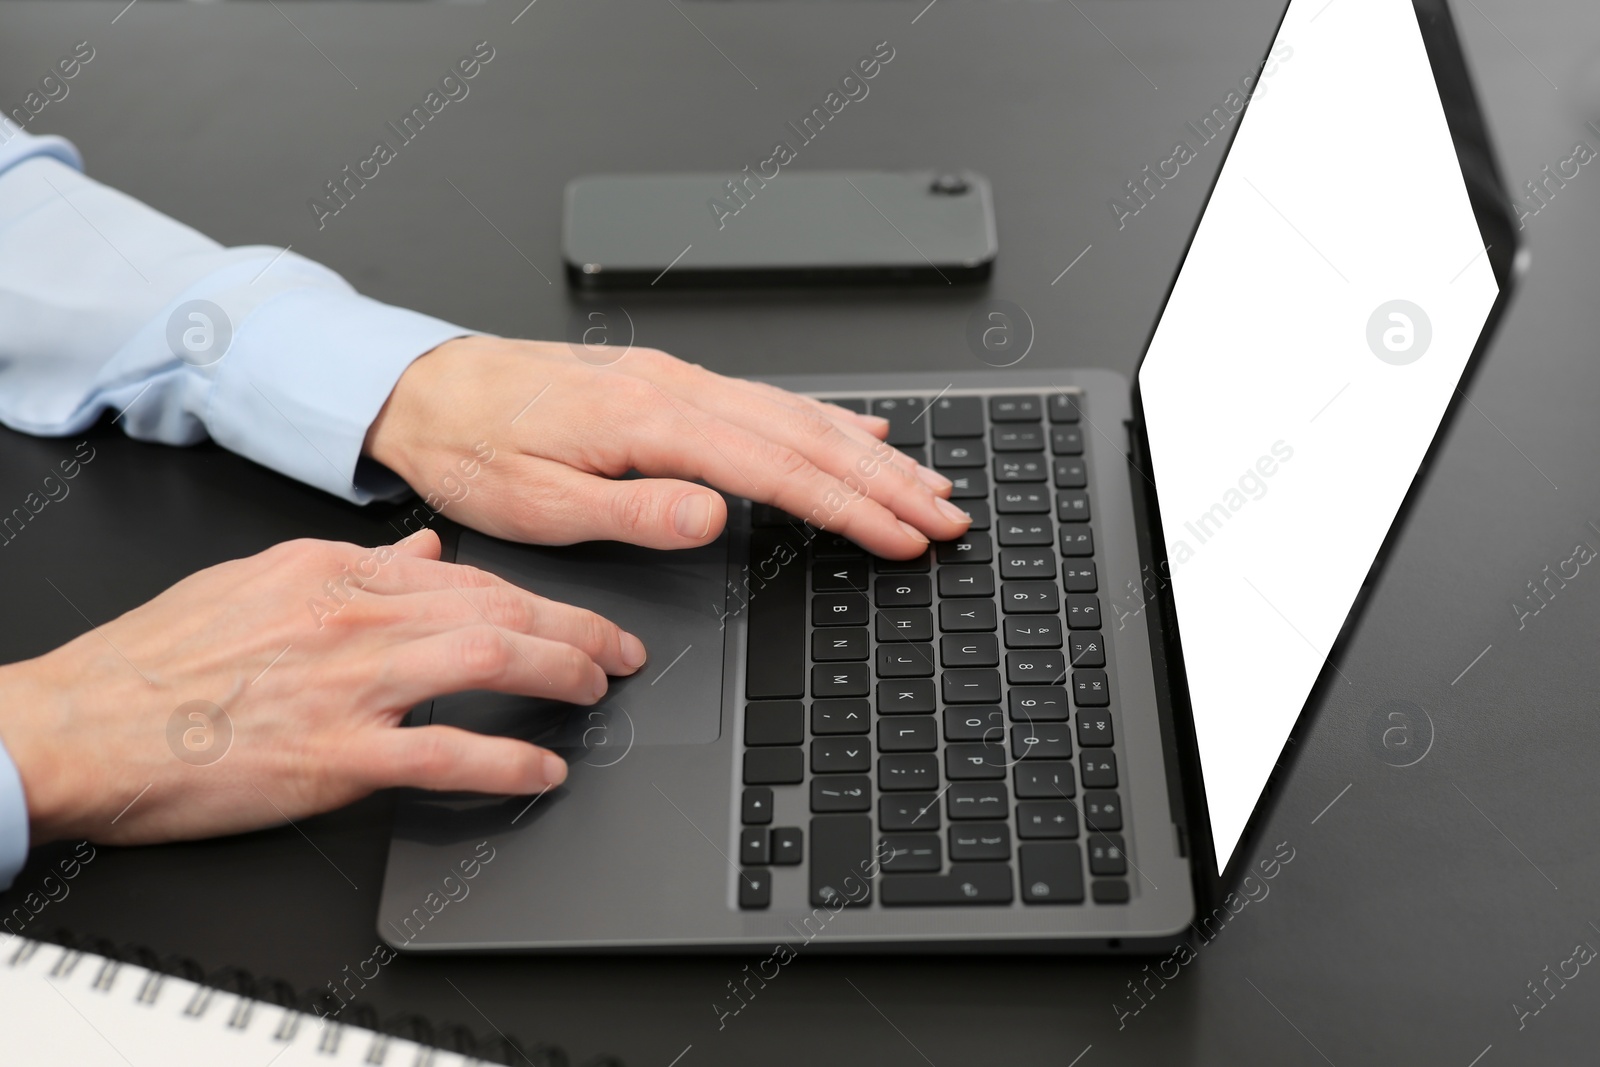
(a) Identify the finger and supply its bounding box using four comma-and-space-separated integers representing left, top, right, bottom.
670, 384, 971, 544
375, 625, 609, 708
622, 400, 952, 558
390, 527, 442, 560
375, 580, 646, 675
352, 724, 568, 794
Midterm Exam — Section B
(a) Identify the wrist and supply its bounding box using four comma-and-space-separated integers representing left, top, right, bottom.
0, 655, 84, 845
363, 336, 477, 488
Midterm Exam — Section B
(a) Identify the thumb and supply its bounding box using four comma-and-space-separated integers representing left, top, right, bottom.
391, 526, 443, 560
533, 467, 728, 549
356, 725, 568, 795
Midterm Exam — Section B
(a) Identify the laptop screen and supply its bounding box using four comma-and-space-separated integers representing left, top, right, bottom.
1137, 0, 1500, 873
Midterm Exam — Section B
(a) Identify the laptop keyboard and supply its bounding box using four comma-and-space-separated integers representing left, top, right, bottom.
737, 392, 1130, 910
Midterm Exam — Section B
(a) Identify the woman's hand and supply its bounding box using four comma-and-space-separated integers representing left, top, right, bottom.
362, 337, 972, 558
0, 529, 641, 846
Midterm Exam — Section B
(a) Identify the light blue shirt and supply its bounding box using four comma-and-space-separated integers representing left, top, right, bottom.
0, 121, 472, 888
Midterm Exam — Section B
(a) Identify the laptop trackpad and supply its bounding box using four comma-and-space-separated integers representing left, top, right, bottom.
427, 529, 728, 748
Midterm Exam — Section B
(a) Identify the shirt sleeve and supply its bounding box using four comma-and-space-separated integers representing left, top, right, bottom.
0, 119, 475, 503
0, 735, 27, 890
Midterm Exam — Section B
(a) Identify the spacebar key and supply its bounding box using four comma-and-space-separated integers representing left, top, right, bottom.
810, 815, 873, 906
745, 530, 806, 699
880, 864, 1013, 906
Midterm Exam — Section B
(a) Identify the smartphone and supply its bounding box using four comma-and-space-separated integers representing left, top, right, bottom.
562, 170, 996, 288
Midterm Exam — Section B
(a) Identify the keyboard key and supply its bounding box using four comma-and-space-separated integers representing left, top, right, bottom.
1050, 426, 1085, 456
1056, 491, 1091, 522
1004, 616, 1063, 649
751, 503, 790, 527
947, 782, 1009, 820
878, 716, 937, 752
1017, 801, 1078, 839
812, 698, 869, 735
1088, 833, 1128, 875
996, 517, 1051, 546
812, 737, 871, 773
943, 704, 1005, 743
745, 701, 805, 746
871, 397, 928, 447
991, 426, 1044, 452
739, 868, 772, 909
1007, 650, 1067, 685
879, 754, 939, 791
875, 575, 932, 608
1015, 761, 1076, 799
1019, 843, 1085, 903
939, 600, 997, 632
962, 498, 992, 530
1062, 562, 1097, 593
810, 814, 873, 905
877, 608, 934, 642
999, 549, 1055, 580
880, 794, 940, 831
827, 397, 867, 414
741, 827, 771, 866
1047, 393, 1081, 423
880, 864, 1012, 906
1012, 723, 1073, 760
993, 457, 1048, 483
945, 742, 1006, 780
949, 822, 1011, 861
745, 748, 803, 785
879, 833, 942, 873
995, 487, 1050, 513
1072, 670, 1110, 706
811, 776, 871, 813
1068, 632, 1105, 668
813, 559, 868, 592
933, 439, 986, 468
1083, 791, 1123, 831
940, 633, 1000, 668
878, 679, 937, 714
937, 565, 996, 598
812, 663, 869, 698
1053, 458, 1088, 489
877, 643, 935, 678
742, 786, 773, 825
1093, 879, 1131, 904
1008, 686, 1071, 722
935, 531, 992, 565
1059, 526, 1095, 557
813, 628, 869, 662
772, 827, 804, 865
813, 533, 867, 560
1076, 708, 1115, 747
1065, 595, 1102, 630
814, 593, 869, 627
901, 446, 928, 467
930, 395, 984, 438
1003, 581, 1060, 614
942, 669, 1002, 704
875, 550, 931, 574
745, 530, 806, 699
990, 395, 1042, 422
944, 470, 990, 499
1081, 752, 1118, 788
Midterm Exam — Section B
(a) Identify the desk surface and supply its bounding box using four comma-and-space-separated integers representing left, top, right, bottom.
5, 1, 1600, 1063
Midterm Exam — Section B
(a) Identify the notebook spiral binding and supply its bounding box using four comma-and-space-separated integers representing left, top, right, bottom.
14, 927, 625, 1067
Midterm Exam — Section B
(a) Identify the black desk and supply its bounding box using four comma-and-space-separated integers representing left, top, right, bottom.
5, 0, 1600, 1062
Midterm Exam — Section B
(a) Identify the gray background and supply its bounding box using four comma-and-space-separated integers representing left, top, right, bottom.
2, 0, 1598, 1063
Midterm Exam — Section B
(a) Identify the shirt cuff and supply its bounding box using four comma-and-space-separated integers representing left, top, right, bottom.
0, 735, 30, 891
207, 287, 474, 505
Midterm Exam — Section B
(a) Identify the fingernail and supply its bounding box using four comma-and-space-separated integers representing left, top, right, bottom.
935, 497, 972, 524
674, 493, 713, 539
897, 520, 930, 544
620, 631, 647, 670
591, 669, 608, 702
542, 753, 569, 788
915, 466, 952, 491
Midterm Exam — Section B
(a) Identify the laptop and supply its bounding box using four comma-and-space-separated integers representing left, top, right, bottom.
377, 0, 1520, 952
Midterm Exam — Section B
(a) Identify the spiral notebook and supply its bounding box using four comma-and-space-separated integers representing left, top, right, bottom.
3, 933, 563, 1067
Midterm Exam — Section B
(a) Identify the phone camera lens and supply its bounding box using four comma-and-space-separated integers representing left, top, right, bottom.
929, 173, 969, 195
